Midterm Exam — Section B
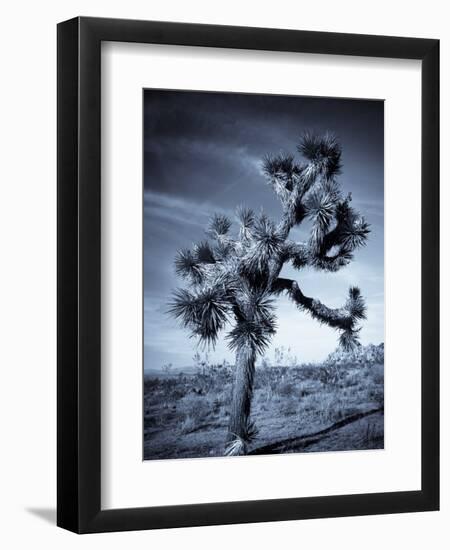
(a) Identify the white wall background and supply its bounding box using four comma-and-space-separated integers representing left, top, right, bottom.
0, 1, 447, 548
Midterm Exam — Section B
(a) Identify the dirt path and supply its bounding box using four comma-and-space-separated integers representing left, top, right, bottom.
249, 407, 384, 455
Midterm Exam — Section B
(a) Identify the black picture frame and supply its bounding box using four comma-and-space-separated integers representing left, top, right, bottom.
57, 16, 439, 533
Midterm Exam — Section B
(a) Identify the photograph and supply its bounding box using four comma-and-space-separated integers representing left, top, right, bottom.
143, 89, 384, 460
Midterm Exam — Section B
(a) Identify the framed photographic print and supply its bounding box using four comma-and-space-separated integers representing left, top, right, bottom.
57, 17, 439, 533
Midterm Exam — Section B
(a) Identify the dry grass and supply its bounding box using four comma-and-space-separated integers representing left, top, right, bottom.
144, 360, 384, 460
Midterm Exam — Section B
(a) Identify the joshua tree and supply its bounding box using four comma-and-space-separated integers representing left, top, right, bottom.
169, 133, 370, 455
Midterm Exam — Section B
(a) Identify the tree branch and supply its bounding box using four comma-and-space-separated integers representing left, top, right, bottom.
282, 241, 310, 270
307, 198, 370, 271
308, 244, 354, 272
283, 239, 351, 273
272, 278, 359, 333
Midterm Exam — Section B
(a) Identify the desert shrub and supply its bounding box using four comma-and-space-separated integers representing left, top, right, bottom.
342, 372, 359, 387
144, 377, 160, 391
371, 363, 384, 385
367, 387, 384, 406
301, 392, 322, 414
255, 384, 274, 404
280, 395, 298, 415
360, 366, 373, 382
297, 384, 312, 398
209, 362, 233, 384
146, 389, 167, 406
321, 395, 347, 423
297, 364, 317, 380
190, 396, 216, 422
317, 394, 362, 424
318, 394, 334, 421
317, 363, 341, 386
277, 381, 295, 397
277, 366, 289, 378
254, 367, 274, 389
169, 387, 187, 400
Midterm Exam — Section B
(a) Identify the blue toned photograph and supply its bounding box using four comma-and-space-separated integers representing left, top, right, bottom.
143, 90, 384, 460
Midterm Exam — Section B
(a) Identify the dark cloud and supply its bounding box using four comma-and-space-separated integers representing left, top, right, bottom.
143, 90, 384, 369
144, 90, 383, 198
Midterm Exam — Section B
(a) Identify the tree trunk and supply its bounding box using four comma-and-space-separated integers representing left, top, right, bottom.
228, 346, 256, 452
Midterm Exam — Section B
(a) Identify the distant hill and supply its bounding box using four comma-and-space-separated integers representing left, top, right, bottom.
145, 365, 198, 377
323, 343, 384, 367
145, 343, 384, 378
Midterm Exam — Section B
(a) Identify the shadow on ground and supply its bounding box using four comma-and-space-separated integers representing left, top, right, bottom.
26, 507, 56, 525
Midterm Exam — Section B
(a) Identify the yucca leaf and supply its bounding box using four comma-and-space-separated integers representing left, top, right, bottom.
213, 240, 233, 261
167, 288, 198, 328
263, 153, 300, 185
340, 216, 371, 250
253, 215, 283, 253
168, 287, 230, 347
174, 249, 203, 283
236, 205, 255, 229
235, 284, 275, 324
297, 131, 342, 178
290, 244, 310, 269
208, 213, 232, 236
194, 241, 216, 264
224, 436, 246, 456
262, 153, 302, 202
310, 246, 353, 272
339, 328, 361, 351
227, 318, 276, 356
345, 286, 366, 321
305, 190, 336, 229
239, 214, 283, 278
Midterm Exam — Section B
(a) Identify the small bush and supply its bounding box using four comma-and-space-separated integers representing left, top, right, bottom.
280, 396, 298, 415
367, 387, 384, 406
342, 372, 359, 387
317, 363, 341, 386
277, 381, 295, 397
371, 363, 384, 385
144, 377, 160, 391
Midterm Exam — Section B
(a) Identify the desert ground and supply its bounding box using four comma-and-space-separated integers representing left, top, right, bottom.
143, 344, 384, 460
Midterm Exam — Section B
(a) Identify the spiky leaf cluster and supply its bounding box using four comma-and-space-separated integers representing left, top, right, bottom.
236, 205, 255, 241
208, 213, 232, 237
240, 214, 284, 278
168, 286, 230, 347
170, 207, 282, 353
297, 131, 342, 179
228, 285, 277, 354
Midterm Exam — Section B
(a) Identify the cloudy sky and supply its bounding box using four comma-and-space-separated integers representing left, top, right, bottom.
143, 90, 384, 371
